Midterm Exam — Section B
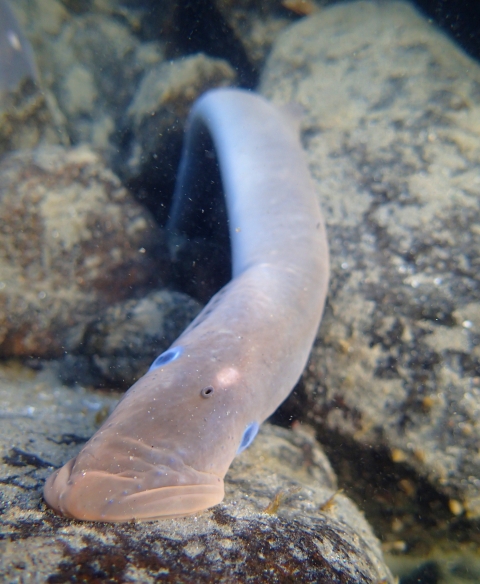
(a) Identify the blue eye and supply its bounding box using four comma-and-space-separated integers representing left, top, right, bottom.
237, 421, 259, 454
148, 347, 183, 371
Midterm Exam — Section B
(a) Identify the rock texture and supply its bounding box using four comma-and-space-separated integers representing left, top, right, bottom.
0, 79, 67, 157
0, 364, 393, 583
18, 1, 163, 150
10, 0, 239, 185
0, 145, 163, 358
260, 0, 480, 519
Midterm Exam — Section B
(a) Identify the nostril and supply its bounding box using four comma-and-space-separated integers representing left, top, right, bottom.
200, 386, 214, 399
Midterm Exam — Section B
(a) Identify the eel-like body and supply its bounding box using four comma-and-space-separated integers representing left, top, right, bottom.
43, 88, 330, 521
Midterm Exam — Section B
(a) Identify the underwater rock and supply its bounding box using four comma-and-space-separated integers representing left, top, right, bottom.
0, 145, 164, 358
0, 78, 68, 157
261, 0, 480, 519
0, 364, 393, 583
0, 1, 67, 156
46, 12, 160, 149
7, 1, 239, 206
16, 1, 165, 151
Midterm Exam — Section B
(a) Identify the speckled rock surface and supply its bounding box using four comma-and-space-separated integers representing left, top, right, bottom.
0, 145, 164, 358
10, 0, 239, 179
0, 2, 68, 156
18, 0, 164, 150
260, 0, 480, 518
0, 80, 68, 157
0, 364, 393, 583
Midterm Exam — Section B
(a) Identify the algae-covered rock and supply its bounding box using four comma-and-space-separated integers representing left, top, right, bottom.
0, 145, 163, 358
261, 0, 480, 520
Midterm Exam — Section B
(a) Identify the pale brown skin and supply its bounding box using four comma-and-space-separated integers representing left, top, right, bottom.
43, 89, 329, 521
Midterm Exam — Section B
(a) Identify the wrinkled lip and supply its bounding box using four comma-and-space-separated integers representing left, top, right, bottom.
44, 458, 225, 522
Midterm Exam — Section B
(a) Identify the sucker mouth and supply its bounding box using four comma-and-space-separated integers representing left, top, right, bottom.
44, 458, 225, 522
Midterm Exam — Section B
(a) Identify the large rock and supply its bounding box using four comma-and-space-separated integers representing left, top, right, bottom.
0, 145, 163, 358
0, 364, 393, 583
260, 0, 480, 519
23, 3, 163, 150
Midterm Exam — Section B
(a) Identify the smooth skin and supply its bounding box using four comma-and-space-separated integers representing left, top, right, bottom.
43, 89, 329, 521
